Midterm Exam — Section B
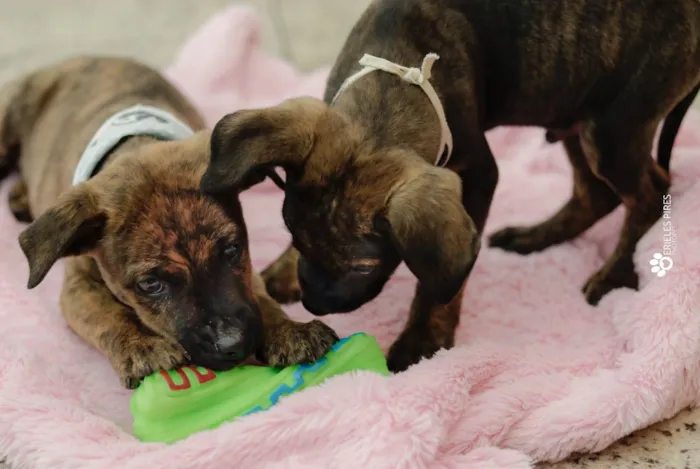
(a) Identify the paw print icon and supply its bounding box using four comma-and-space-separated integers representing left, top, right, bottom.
649, 253, 673, 278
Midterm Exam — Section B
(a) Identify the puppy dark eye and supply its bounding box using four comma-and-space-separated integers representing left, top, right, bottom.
136, 276, 165, 296
224, 243, 241, 261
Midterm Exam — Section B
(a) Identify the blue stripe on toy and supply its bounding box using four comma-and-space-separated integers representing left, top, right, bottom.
242, 334, 357, 416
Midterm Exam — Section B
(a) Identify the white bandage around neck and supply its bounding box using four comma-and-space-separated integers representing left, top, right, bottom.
72, 104, 195, 186
331, 53, 454, 167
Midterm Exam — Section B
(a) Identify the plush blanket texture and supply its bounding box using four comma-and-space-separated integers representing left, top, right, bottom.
1, 4, 699, 469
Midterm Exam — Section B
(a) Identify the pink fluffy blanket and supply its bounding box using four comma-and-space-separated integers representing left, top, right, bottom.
1, 4, 700, 469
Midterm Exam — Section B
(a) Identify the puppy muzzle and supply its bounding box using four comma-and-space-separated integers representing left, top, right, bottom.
179, 308, 260, 370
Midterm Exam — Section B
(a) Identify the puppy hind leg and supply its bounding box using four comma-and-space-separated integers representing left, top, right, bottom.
489, 135, 620, 254
0, 80, 30, 220
580, 119, 666, 305
0, 78, 23, 180
1, 70, 60, 199
578, 46, 698, 305
0, 68, 63, 177
9, 178, 32, 223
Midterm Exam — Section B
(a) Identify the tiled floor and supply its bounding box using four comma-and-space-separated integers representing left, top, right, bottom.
0, 1, 698, 468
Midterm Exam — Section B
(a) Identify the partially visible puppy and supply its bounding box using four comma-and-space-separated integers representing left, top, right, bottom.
0, 57, 337, 388
199, 0, 700, 372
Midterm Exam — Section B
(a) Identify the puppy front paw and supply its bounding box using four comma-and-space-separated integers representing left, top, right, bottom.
386, 333, 443, 373
111, 337, 189, 389
258, 319, 339, 367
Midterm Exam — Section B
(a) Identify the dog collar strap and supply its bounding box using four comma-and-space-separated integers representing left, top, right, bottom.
331, 53, 453, 167
72, 104, 195, 185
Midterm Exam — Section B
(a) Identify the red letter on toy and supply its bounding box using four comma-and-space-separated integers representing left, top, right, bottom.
160, 369, 191, 391
188, 366, 216, 384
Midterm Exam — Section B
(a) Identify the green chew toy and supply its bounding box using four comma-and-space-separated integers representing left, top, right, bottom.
130, 332, 389, 443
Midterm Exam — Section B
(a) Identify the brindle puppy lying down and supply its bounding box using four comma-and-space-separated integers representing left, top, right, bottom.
200, 0, 700, 373
0, 56, 338, 388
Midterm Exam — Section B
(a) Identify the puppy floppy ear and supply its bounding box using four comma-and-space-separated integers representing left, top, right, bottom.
382, 166, 480, 304
200, 96, 332, 193
18, 185, 106, 288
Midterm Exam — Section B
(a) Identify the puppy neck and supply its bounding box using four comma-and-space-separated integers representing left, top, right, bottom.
329, 55, 449, 168
72, 104, 195, 185
91, 135, 159, 175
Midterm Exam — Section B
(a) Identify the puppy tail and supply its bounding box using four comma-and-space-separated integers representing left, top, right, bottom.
657, 83, 700, 173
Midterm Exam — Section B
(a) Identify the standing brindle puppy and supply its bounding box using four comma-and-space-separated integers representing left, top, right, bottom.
200, 0, 700, 372
0, 57, 337, 388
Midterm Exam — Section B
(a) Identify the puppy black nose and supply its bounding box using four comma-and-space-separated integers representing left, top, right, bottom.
209, 315, 247, 358
179, 303, 263, 371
